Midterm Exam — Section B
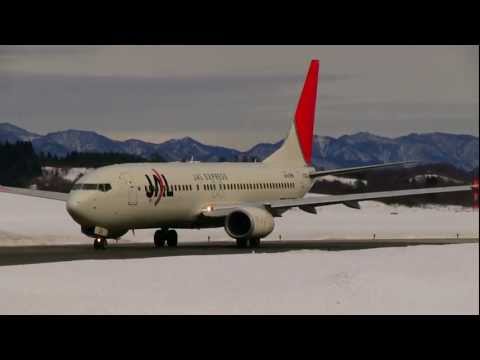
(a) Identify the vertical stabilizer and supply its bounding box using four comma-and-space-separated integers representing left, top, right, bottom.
264, 59, 319, 167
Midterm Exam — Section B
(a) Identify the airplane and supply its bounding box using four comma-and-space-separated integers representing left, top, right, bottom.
1, 60, 477, 250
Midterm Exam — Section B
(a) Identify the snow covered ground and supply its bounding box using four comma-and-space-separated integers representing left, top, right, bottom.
0, 244, 477, 314
319, 175, 367, 186
0, 192, 478, 314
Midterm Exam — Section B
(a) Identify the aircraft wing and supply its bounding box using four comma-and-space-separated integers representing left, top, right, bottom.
266, 185, 472, 211
310, 161, 417, 178
202, 185, 473, 218
0, 185, 69, 202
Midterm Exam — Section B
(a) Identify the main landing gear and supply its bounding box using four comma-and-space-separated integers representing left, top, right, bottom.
236, 238, 260, 248
93, 237, 107, 250
154, 229, 178, 248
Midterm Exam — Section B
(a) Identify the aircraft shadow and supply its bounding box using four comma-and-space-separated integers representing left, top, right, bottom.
0, 239, 477, 266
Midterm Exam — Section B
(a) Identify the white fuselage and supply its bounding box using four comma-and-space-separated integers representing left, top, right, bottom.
66, 162, 315, 236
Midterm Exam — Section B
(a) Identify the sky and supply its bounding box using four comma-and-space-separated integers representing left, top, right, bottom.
0, 45, 478, 150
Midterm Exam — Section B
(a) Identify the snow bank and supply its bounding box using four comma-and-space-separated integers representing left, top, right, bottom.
0, 243, 477, 314
320, 175, 367, 186
42, 167, 93, 182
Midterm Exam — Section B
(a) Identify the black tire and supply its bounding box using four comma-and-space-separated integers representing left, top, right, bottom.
166, 230, 178, 247
236, 238, 248, 248
154, 230, 166, 248
249, 238, 260, 248
93, 237, 107, 250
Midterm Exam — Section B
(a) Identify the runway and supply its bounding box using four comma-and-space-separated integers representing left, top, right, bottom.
0, 238, 477, 266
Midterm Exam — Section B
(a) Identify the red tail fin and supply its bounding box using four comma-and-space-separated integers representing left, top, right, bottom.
294, 59, 319, 165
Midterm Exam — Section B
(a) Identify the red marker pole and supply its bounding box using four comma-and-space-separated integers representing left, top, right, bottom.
473, 178, 479, 210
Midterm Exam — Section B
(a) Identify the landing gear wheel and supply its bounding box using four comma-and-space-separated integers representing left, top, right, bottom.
166, 230, 178, 247
249, 238, 260, 248
93, 237, 107, 250
236, 238, 248, 248
154, 230, 166, 248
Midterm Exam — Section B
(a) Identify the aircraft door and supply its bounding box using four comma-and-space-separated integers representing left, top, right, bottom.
120, 172, 138, 206
128, 184, 138, 206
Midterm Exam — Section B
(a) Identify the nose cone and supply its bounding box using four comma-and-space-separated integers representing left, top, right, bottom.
66, 192, 93, 225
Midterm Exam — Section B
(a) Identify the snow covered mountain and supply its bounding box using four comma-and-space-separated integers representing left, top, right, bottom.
0, 123, 41, 143
0, 123, 478, 171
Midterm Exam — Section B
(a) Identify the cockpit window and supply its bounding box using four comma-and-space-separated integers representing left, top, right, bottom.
72, 183, 112, 192
83, 184, 98, 190
98, 184, 112, 192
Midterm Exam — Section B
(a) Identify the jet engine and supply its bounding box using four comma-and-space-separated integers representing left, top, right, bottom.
224, 207, 274, 239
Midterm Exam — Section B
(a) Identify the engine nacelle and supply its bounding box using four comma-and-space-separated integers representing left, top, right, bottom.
224, 207, 275, 239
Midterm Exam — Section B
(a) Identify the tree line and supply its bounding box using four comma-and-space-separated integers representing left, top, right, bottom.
0, 142, 42, 187
38, 151, 165, 168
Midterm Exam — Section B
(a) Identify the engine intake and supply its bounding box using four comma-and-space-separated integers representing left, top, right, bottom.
225, 207, 274, 239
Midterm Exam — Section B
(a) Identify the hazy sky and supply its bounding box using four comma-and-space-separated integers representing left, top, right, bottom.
0, 45, 477, 150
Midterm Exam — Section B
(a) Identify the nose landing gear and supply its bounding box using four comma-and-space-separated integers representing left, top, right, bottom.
93, 237, 107, 250
154, 229, 178, 248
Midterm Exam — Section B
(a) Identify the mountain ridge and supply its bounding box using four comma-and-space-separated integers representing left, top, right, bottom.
0, 122, 478, 171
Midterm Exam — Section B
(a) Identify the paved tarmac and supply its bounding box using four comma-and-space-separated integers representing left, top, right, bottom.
0, 238, 477, 266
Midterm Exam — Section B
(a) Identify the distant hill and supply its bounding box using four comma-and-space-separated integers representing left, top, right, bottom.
0, 123, 41, 143
0, 122, 478, 171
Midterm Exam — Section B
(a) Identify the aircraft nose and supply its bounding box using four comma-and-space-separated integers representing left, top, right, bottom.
66, 192, 92, 225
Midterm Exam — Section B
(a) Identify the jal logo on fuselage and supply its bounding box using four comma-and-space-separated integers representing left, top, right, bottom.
144, 169, 173, 206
